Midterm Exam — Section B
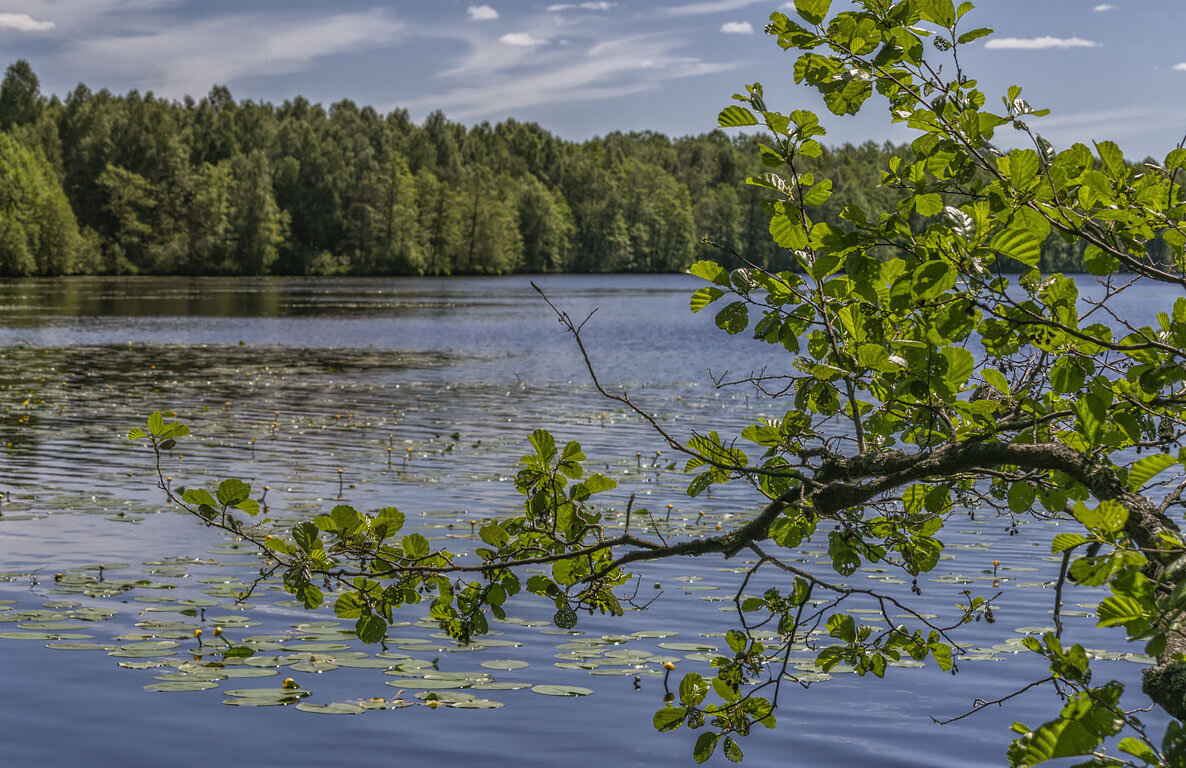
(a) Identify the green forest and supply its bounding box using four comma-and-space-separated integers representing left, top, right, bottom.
0, 59, 1092, 277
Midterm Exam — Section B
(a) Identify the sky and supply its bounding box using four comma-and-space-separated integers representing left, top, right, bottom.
1, 0, 1184, 157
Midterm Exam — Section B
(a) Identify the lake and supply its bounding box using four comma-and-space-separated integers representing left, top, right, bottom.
0, 274, 1169, 767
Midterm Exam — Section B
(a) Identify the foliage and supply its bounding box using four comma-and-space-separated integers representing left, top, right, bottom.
130, 1, 1186, 765
0, 57, 1093, 277
0, 130, 87, 275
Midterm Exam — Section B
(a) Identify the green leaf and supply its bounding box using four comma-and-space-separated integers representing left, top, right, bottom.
1011, 719, 1098, 766
653, 707, 687, 732
688, 260, 730, 286
802, 179, 833, 206
235, 499, 261, 517
181, 488, 217, 508
216, 478, 251, 506
1096, 595, 1149, 627
793, 0, 830, 24
770, 214, 809, 250
914, 193, 943, 216
694, 732, 721, 764
691, 286, 724, 313
1007, 482, 1035, 514
1051, 533, 1088, 553
679, 672, 709, 706
982, 369, 1009, 395
334, 592, 363, 618
1129, 453, 1176, 491
375, 507, 405, 536
147, 411, 164, 436
583, 473, 616, 494
480, 523, 509, 548
402, 533, 430, 559
957, 27, 992, 44
991, 226, 1041, 267
1118, 737, 1160, 765
715, 302, 749, 335
530, 429, 556, 461
292, 521, 321, 553
1083, 244, 1120, 275
723, 737, 744, 763
127, 427, 147, 440
330, 505, 361, 535
718, 106, 759, 127
912, 260, 955, 300
355, 614, 387, 644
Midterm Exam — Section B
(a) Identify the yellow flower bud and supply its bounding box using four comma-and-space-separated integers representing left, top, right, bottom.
193, 629, 202, 637
282, 678, 298, 689
662, 662, 675, 671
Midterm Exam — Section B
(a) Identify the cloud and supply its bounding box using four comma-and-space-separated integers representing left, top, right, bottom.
415, 33, 736, 120
500, 32, 547, 46
984, 36, 1100, 50
1092, 3, 1116, 10
467, 5, 499, 21
547, 2, 617, 10
0, 12, 54, 31
662, 0, 764, 17
1174, 63, 1186, 71
720, 21, 753, 34
70, 10, 402, 97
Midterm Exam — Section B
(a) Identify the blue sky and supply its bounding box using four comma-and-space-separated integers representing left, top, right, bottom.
1, 0, 1184, 157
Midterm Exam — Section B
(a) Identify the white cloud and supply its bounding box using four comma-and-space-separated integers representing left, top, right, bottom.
467, 5, 499, 21
1092, 3, 1116, 10
500, 32, 547, 46
984, 36, 1100, 50
70, 10, 402, 97
547, 2, 618, 10
720, 20, 752, 34
415, 33, 736, 120
0, 12, 54, 31
1174, 63, 1186, 71
662, 0, 763, 16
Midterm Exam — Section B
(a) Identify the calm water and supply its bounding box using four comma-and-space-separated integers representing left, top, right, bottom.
0, 275, 1172, 767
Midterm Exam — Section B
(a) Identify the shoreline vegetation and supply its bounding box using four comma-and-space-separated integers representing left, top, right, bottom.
0, 60, 1125, 279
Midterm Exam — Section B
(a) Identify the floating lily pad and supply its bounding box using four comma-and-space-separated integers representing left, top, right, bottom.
472, 681, 531, 690
295, 701, 366, 715
480, 659, 529, 670
450, 698, 504, 708
657, 642, 717, 652
46, 642, 113, 650
387, 679, 471, 690
530, 684, 594, 697
145, 681, 221, 692
222, 688, 311, 706
221, 668, 279, 678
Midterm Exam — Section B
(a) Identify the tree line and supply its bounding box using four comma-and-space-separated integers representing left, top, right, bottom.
0, 60, 1092, 277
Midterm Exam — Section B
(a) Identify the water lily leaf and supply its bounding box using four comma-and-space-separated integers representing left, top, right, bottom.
480, 659, 529, 670
531, 684, 594, 697
450, 698, 504, 709
657, 642, 718, 652
295, 702, 366, 715
145, 681, 221, 692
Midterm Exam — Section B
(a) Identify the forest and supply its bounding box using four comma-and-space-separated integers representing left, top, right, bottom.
0, 59, 1093, 277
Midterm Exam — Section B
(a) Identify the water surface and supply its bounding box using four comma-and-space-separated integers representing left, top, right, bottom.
0, 274, 1167, 767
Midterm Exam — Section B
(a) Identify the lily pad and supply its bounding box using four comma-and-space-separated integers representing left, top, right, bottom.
145, 681, 221, 692
480, 659, 529, 670
530, 684, 594, 697
657, 642, 717, 652
295, 702, 366, 715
